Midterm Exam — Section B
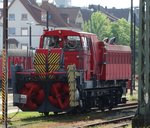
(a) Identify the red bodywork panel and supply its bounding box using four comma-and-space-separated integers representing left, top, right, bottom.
97, 43, 131, 80
64, 51, 83, 70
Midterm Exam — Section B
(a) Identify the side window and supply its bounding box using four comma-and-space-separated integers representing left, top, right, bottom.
86, 37, 91, 50
82, 37, 88, 50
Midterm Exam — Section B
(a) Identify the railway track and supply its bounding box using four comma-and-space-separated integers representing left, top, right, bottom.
46, 102, 137, 117
76, 102, 137, 128
88, 102, 137, 115
79, 115, 134, 128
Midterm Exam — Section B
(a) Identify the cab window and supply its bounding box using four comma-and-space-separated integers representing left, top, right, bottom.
64, 36, 81, 50
43, 36, 59, 48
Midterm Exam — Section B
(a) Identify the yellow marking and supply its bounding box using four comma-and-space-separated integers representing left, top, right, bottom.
48, 53, 60, 64
67, 64, 79, 107
48, 65, 60, 79
34, 53, 46, 65
49, 75, 55, 79
34, 65, 46, 79
34, 53, 47, 79
48, 65, 60, 71
46, 53, 61, 79
35, 65, 46, 72
2, 49, 6, 123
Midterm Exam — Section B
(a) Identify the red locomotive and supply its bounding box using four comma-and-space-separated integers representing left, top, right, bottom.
12, 30, 131, 115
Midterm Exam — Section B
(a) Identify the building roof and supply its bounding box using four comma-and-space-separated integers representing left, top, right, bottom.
40, 1, 69, 27
81, 9, 92, 21
106, 8, 130, 21
20, 0, 43, 24
8, 38, 19, 44
0, 0, 57, 27
102, 10, 119, 21
88, 5, 130, 21
81, 8, 118, 22
59, 7, 81, 23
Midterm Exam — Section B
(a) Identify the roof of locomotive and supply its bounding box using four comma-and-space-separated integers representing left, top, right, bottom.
79, 31, 97, 36
43, 29, 97, 37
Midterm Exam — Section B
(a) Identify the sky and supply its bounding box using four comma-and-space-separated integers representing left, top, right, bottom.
71, 0, 139, 8
37, 0, 139, 8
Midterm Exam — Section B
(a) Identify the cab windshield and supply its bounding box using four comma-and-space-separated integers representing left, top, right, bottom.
43, 35, 81, 50
43, 36, 59, 48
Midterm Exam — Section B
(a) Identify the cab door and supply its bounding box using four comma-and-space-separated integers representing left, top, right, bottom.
81, 36, 91, 80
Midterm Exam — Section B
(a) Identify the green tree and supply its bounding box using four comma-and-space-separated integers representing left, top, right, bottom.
83, 12, 112, 40
83, 12, 139, 46
111, 18, 131, 45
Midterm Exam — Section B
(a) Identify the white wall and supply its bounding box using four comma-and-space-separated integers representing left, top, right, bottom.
7, 0, 45, 48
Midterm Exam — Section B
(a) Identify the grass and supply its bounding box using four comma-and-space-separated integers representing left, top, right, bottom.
127, 94, 138, 101
0, 110, 105, 128
0, 112, 57, 128
126, 124, 132, 128
0, 105, 135, 128
126, 88, 138, 102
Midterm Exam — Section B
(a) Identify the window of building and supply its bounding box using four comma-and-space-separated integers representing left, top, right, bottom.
78, 13, 82, 18
76, 22, 82, 28
41, 11, 46, 22
21, 27, 28, 35
48, 14, 52, 20
8, 27, 16, 35
9, 43, 17, 49
9, 14, 15, 21
21, 44, 28, 50
21, 14, 28, 21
